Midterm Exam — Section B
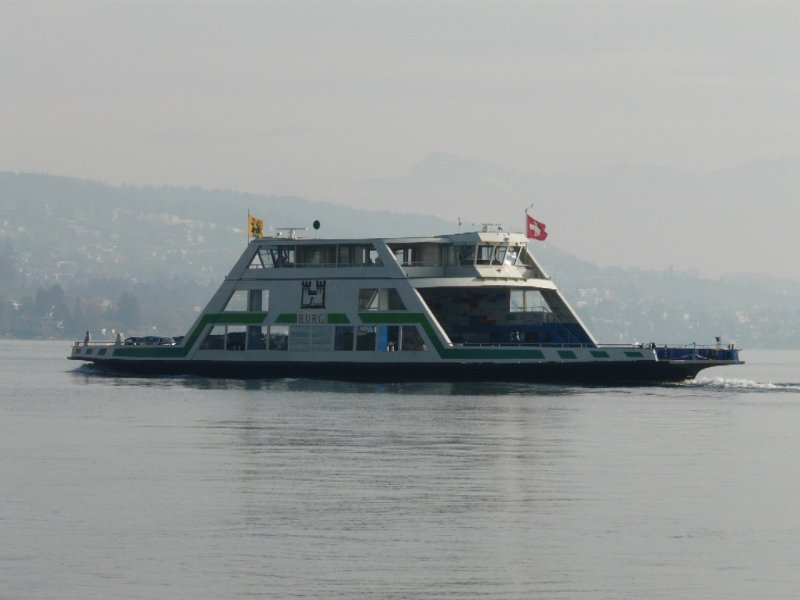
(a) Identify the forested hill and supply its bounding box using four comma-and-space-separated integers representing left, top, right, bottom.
1, 172, 799, 348
0, 172, 455, 284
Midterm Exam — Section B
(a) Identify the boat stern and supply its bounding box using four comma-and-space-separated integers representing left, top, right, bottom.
69, 341, 116, 363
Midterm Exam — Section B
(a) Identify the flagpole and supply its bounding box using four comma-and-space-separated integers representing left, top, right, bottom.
525, 204, 530, 235
247, 209, 250, 245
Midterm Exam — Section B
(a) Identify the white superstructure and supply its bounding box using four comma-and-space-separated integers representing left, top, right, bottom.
70, 229, 742, 383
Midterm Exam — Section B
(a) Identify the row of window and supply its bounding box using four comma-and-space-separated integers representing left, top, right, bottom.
222, 287, 550, 315
198, 324, 427, 352
250, 245, 382, 269
247, 243, 534, 269
221, 288, 406, 312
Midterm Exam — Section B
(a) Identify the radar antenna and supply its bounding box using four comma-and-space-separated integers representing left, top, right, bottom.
275, 227, 308, 240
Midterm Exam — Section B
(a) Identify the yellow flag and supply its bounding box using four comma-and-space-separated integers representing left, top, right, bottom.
248, 214, 264, 239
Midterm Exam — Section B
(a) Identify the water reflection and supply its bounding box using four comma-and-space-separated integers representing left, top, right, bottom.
13, 345, 800, 598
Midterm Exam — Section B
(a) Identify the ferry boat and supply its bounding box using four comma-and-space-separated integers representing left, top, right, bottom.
69, 227, 742, 384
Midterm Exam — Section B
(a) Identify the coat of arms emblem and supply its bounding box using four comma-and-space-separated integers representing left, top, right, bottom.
301, 280, 326, 308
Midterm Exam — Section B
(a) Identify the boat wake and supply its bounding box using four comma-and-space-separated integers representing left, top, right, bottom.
690, 376, 800, 393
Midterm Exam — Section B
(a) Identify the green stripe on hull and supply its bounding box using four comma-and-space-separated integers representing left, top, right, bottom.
108, 311, 638, 364
359, 312, 546, 360
113, 312, 268, 358
111, 312, 349, 358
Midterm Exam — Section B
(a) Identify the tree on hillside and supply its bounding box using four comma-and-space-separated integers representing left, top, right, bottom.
0, 240, 17, 289
114, 291, 141, 331
34, 284, 71, 324
69, 295, 90, 337
8, 295, 43, 337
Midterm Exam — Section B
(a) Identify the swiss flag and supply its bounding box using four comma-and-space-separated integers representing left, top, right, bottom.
526, 213, 548, 241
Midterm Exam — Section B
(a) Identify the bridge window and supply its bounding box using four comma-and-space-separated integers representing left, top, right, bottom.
452, 244, 476, 265
476, 245, 494, 264
504, 246, 520, 265
475, 244, 515, 265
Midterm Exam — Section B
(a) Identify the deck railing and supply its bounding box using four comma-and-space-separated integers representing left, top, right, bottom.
458, 341, 737, 350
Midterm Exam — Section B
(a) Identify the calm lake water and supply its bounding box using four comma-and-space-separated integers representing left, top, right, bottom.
2, 340, 800, 599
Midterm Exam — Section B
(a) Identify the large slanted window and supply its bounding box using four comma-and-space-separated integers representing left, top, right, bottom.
510, 289, 548, 313
358, 288, 406, 311
248, 250, 266, 269
224, 289, 269, 312
199, 326, 226, 350
224, 290, 248, 312
401, 325, 427, 351
516, 246, 547, 278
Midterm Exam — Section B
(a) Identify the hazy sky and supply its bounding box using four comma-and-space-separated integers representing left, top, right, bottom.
2, 1, 799, 277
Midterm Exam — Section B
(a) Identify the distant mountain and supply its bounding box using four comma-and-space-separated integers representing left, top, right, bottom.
1, 172, 798, 348
0, 173, 457, 339
0, 172, 457, 285
342, 153, 800, 281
